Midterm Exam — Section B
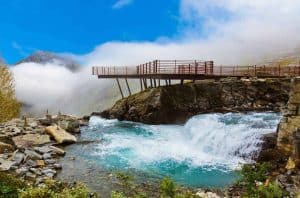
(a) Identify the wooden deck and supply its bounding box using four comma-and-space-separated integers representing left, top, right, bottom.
92, 60, 300, 98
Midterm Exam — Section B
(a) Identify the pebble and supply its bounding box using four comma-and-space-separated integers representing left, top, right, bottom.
43, 153, 52, 159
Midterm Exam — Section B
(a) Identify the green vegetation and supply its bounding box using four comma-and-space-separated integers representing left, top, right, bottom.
160, 177, 175, 198
0, 172, 27, 198
0, 172, 96, 198
239, 163, 288, 198
0, 65, 21, 123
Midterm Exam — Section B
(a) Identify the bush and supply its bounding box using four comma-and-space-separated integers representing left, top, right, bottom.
0, 172, 27, 198
239, 163, 288, 197
160, 177, 176, 198
0, 65, 21, 123
257, 183, 287, 198
18, 181, 94, 198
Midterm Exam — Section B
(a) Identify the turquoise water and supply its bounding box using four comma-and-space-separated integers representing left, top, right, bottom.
67, 112, 280, 188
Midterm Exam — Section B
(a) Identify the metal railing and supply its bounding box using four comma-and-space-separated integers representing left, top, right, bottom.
92, 60, 300, 78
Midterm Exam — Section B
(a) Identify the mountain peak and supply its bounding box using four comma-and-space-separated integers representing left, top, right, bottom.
16, 51, 81, 71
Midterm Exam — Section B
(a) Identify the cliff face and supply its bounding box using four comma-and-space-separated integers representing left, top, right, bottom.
100, 78, 291, 124
277, 78, 300, 155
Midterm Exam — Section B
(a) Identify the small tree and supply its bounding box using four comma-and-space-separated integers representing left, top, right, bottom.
0, 65, 21, 123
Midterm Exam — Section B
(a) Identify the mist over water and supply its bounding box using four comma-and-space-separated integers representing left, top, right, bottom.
66, 112, 280, 187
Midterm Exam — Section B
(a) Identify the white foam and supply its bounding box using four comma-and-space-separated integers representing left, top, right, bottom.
91, 113, 280, 170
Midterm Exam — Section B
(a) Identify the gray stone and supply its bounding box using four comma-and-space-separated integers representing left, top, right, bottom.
53, 163, 62, 169
13, 134, 51, 148
30, 168, 42, 175
0, 159, 14, 171
26, 159, 37, 167
16, 167, 29, 176
25, 172, 36, 180
45, 159, 57, 164
25, 150, 43, 160
49, 146, 65, 155
12, 152, 25, 166
42, 153, 52, 159
34, 146, 52, 154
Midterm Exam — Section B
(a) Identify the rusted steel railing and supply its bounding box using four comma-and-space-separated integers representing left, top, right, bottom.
92, 60, 300, 78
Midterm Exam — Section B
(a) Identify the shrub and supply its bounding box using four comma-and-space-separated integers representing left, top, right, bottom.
0, 65, 21, 123
0, 172, 26, 198
111, 191, 127, 198
160, 177, 176, 198
257, 183, 287, 198
239, 163, 288, 197
18, 181, 95, 198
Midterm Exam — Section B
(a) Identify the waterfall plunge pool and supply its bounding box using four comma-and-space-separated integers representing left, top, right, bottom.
57, 112, 280, 194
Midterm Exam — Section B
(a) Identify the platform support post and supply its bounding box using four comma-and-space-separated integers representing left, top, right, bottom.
125, 78, 131, 96
165, 79, 168, 86
140, 78, 143, 91
143, 78, 148, 89
116, 78, 124, 99
153, 78, 157, 87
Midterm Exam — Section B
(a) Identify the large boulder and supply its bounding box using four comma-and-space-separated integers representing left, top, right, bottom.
12, 134, 51, 148
45, 125, 77, 144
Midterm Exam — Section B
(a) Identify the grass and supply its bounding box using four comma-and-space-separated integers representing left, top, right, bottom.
0, 172, 97, 198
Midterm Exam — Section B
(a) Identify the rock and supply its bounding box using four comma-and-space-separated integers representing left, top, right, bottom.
25, 149, 43, 160
99, 79, 291, 124
30, 168, 42, 175
286, 157, 296, 170
16, 167, 29, 176
196, 190, 220, 198
36, 160, 45, 167
41, 168, 56, 175
45, 159, 56, 164
26, 159, 37, 167
42, 153, 51, 159
25, 172, 36, 180
0, 158, 15, 171
0, 142, 14, 153
66, 120, 80, 133
12, 152, 25, 166
34, 146, 52, 154
45, 125, 77, 144
49, 146, 65, 155
12, 134, 51, 148
53, 163, 62, 170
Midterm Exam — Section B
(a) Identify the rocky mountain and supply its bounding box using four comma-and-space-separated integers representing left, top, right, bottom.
16, 51, 81, 72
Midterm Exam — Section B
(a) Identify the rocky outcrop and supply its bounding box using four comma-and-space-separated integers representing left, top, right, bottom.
100, 78, 291, 124
45, 125, 77, 144
277, 77, 300, 155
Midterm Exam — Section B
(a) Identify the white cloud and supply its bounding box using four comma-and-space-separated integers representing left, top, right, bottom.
112, 0, 133, 9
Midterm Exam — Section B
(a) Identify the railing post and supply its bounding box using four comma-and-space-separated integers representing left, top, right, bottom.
254, 65, 257, 76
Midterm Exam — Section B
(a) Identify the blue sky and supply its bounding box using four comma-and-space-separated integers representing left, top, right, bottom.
0, 0, 183, 64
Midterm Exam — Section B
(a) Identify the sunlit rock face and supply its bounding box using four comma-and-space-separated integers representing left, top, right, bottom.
101, 78, 291, 124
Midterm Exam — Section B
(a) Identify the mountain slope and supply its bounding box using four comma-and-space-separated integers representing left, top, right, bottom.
16, 51, 81, 71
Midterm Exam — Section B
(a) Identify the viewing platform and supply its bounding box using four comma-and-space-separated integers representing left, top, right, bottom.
92, 60, 300, 98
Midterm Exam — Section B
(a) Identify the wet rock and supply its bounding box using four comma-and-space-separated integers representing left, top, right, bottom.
45, 159, 56, 164
26, 172, 36, 180
25, 149, 43, 160
30, 168, 42, 175
0, 141, 14, 153
26, 159, 37, 167
45, 125, 77, 144
12, 134, 51, 148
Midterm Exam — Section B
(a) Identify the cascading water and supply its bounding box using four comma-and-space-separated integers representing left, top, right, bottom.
59, 112, 280, 188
